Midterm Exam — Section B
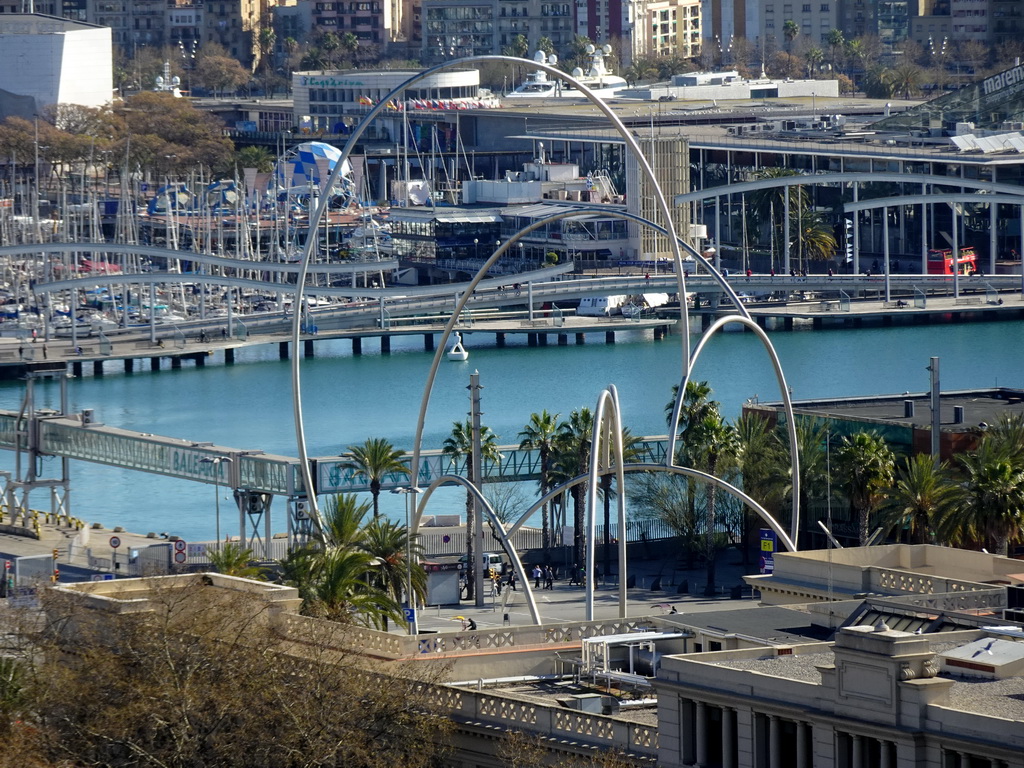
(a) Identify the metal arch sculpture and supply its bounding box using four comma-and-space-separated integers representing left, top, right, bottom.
404, 206, 755, 531
289, 55, 690, 538
414, 473, 542, 624
584, 385, 629, 621
666, 314, 802, 547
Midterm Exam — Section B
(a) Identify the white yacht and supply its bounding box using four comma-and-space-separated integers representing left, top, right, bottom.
506, 46, 628, 100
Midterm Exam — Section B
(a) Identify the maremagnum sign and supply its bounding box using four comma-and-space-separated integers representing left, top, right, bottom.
982, 65, 1024, 96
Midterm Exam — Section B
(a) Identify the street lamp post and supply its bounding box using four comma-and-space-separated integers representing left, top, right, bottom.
390, 485, 421, 635
474, 238, 479, 261
200, 456, 232, 550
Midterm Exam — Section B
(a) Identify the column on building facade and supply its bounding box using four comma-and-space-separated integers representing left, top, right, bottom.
879, 739, 891, 768
795, 721, 809, 768
722, 707, 735, 768
769, 715, 781, 768
695, 701, 708, 768
852, 734, 863, 768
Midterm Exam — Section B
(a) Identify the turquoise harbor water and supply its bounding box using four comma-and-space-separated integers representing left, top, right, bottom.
0, 318, 1021, 540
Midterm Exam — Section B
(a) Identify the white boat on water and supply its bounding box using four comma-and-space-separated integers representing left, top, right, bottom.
447, 331, 469, 361
506, 46, 628, 100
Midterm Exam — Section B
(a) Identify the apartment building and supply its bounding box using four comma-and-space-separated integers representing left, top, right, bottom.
633, 0, 702, 62
760, 0, 840, 49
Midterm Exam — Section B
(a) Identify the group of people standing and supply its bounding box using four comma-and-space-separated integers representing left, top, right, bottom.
530, 564, 556, 591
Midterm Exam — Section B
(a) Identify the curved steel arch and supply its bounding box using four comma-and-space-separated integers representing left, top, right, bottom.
673, 171, 1024, 206
844, 192, 1024, 212
414, 472, 541, 624
405, 206, 757, 534
290, 55, 689, 538
667, 313, 801, 546
584, 385, 629, 620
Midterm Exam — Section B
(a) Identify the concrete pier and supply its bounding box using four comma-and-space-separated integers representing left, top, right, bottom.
151, 357, 160, 371
279, 342, 288, 359
304, 340, 315, 357
225, 348, 234, 364
424, 333, 434, 351
576, 333, 585, 345
605, 331, 615, 344
351, 338, 361, 356
171, 357, 181, 369
124, 359, 133, 373
93, 361, 103, 376
381, 336, 391, 354
496, 333, 506, 347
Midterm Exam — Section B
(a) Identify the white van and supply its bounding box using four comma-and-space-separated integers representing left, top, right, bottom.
577, 296, 627, 316
459, 552, 507, 570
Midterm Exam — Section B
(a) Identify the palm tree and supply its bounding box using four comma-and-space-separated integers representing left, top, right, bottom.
235, 145, 275, 173
783, 20, 800, 52
207, 542, 264, 579
309, 547, 402, 628
688, 413, 739, 594
550, 408, 595, 570
782, 418, 831, 539
323, 493, 372, 549
835, 432, 896, 545
361, 516, 427, 607
889, 62, 923, 99
665, 380, 719, 455
939, 446, 1024, 555
734, 413, 785, 565
804, 46, 824, 78
598, 426, 644, 580
518, 410, 561, 559
884, 454, 955, 544
983, 413, 1024, 461
826, 28, 846, 73
342, 438, 409, 519
796, 209, 838, 263
442, 419, 501, 601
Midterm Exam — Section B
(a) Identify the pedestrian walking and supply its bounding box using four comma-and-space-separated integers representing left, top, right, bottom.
507, 569, 517, 592
18, 345, 23, 359
42, 344, 47, 360
532, 564, 543, 589
544, 565, 554, 590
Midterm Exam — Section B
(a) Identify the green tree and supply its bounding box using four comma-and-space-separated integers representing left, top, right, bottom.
342, 438, 410, 520
835, 431, 896, 545
783, 20, 800, 52
206, 542, 265, 579
884, 454, 955, 544
803, 46, 824, 78
442, 419, 501, 601
889, 62, 924, 99
503, 33, 529, 58
551, 407, 595, 570
687, 412, 738, 594
734, 413, 785, 565
361, 516, 427, 608
236, 145, 275, 173
309, 546, 402, 627
825, 28, 846, 73
940, 445, 1024, 555
519, 410, 561, 558
324, 492, 373, 549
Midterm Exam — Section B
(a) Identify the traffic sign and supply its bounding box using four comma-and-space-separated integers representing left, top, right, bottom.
174, 551, 187, 564
403, 607, 416, 623
173, 539, 187, 553
109, 536, 121, 549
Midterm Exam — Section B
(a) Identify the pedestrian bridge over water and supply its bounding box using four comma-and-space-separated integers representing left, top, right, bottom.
0, 407, 669, 556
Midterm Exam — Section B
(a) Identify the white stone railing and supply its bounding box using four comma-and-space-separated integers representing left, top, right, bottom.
869, 567, 989, 596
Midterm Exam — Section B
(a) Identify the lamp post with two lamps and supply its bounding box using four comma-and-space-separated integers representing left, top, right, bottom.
199, 456, 232, 550
390, 485, 422, 635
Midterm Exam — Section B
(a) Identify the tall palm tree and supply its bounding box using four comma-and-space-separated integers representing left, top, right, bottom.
983, 413, 1024, 461
734, 413, 785, 565
835, 431, 896, 545
796, 209, 838, 264
688, 413, 739, 594
551, 408, 595, 570
342, 438, 409, 519
598, 425, 644, 580
940, 446, 1024, 555
361, 516, 427, 607
665, 381, 719, 455
442, 419, 501, 601
783, 20, 800, 52
826, 28, 846, 73
884, 454, 955, 544
782, 418, 831, 540
519, 410, 561, 559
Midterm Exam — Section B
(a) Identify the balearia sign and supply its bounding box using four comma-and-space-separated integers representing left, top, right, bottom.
982, 65, 1024, 96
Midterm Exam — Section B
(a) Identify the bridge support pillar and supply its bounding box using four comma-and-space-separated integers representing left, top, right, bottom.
151, 357, 160, 371
351, 338, 361, 356
605, 331, 615, 344
783, 317, 794, 331
702, 313, 713, 332
225, 348, 234, 364
424, 333, 434, 351
756, 316, 767, 330
93, 361, 104, 376
124, 358, 133, 373
527, 333, 537, 347
538, 333, 548, 346
496, 333, 506, 347
853, 317, 864, 328
557, 333, 568, 346
381, 335, 391, 354
72, 361, 83, 377
279, 342, 289, 359
813, 317, 823, 330
882, 314, 893, 327
576, 333, 586, 344
304, 339, 315, 357
171, 357, 182, 370
195, 354, 205, 367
